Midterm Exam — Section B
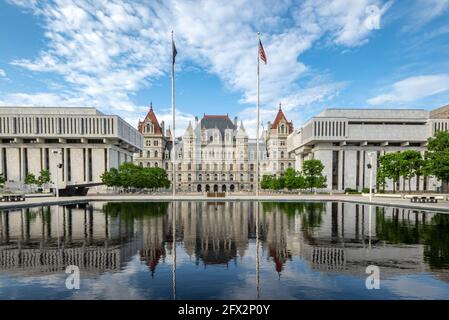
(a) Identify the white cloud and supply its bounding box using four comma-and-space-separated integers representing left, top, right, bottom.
411, 0, 449, 26
6, 0, 389, 136
0, 69, 5, 77
367, 74, 449, 105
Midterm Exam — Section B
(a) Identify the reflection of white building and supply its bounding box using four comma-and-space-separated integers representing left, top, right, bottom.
285, 202, 430, 278
287, 106, 449, 191
0, 107, 143, 192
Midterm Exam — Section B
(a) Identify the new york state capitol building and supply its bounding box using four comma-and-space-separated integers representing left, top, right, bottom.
135, 104, 295, 192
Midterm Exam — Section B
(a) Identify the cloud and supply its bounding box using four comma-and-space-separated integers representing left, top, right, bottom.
411, 0, 449, 26
367, 74, 449, 105
0, 69, 6, 77
6, 0, 389, 136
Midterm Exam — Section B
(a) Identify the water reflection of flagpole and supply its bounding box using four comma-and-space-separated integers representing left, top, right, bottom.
172, 201, 177, 300
56, 206, 60, 250
368, 204, 372, 250
256, 201, 260, 300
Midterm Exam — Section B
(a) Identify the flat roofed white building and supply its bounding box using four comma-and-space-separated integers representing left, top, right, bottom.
0, 107, 143, 192
287, 106, 449, 192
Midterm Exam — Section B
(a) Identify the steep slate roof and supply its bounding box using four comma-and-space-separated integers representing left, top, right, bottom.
271, 104, 293, 133
200, 114, 235, 138
138, 103, 162, 134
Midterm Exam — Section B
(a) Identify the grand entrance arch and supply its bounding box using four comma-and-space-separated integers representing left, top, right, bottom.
222, 185, 227, 192
197, 184, 202, 192
213, 185, 219, 192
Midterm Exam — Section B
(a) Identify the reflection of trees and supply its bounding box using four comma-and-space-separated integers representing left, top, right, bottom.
422, 214, 449, 268
102, 202, 169, 220
375, 207, 424, 244
375, 207, 449, 268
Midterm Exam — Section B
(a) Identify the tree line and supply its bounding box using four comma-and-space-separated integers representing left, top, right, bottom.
261, 159, 327, 191
101, 162, 171, 189
377, 131, 449, 193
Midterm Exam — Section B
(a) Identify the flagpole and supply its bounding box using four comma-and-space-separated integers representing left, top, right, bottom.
171, 30, 176, 198
256, 32, 260, 198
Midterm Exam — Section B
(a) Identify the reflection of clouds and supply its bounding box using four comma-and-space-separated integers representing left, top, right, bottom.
73, 256, 146, 300
383, 275, 449, 300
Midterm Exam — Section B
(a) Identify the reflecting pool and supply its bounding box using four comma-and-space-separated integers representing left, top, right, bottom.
0, 201, 449, 299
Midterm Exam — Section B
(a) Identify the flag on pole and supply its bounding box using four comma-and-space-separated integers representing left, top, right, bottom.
172, 38, 178, 65
258, 39, 267, 64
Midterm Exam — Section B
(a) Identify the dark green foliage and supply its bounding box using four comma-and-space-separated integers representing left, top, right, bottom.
101, 162, 170, 189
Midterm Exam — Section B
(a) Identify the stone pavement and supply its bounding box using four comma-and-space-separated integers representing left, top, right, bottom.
0, 193, 448, 212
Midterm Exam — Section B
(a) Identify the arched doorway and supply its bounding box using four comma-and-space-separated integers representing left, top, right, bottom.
222, 185, 227, 192
205, 185, 210, 192
230, 184, 235, 192
213, 184, 218, 192
197, 184, 202, 192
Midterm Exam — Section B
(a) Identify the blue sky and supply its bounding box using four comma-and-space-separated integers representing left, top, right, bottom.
1, 0, 449, 137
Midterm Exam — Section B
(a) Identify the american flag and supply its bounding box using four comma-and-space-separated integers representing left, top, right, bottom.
259, 39, 267, 64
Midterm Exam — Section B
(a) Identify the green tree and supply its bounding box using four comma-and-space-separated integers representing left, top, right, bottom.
37, 170, 52, 188
0, 173, 5, 189
425, 131, 449, 192
378, 153, 401, 193
283, 168, 298, 190
302, 159, 327, 191
261, 175, 274, 189
24, 173, 37, 192
101, 168, 120, 187
398, 150, 423, 193
101, 162, 171, 190
376, 166, 387, 192
25, 173, 37, 185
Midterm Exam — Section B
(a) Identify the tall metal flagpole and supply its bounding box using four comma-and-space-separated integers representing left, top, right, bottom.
171, 30, 176, 198
256, 32, 261, 198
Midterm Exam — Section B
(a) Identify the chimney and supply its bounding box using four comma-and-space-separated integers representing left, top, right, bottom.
234, 116, 238, 128
160, 121, 165, 136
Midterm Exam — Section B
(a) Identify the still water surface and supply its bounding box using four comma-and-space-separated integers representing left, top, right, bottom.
0, 201, 449, 299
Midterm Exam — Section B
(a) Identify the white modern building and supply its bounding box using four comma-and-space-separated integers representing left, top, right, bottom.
287, 105, 449, 192
0, 107, 143, 194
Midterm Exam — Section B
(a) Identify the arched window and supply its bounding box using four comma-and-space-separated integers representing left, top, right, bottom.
155, 150, 158, 158
155, 162, 158, 167
281, 151, 284, 159
147, 151, 151, 157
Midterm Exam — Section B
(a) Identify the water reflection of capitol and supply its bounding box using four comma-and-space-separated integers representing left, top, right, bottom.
0, 202, 447, 279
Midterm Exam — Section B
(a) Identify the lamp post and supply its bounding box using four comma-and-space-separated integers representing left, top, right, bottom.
51, 149, 62, 199
367, 152, 375, 202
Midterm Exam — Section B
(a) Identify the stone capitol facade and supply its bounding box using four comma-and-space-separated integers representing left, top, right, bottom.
135, 103, 295, 192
